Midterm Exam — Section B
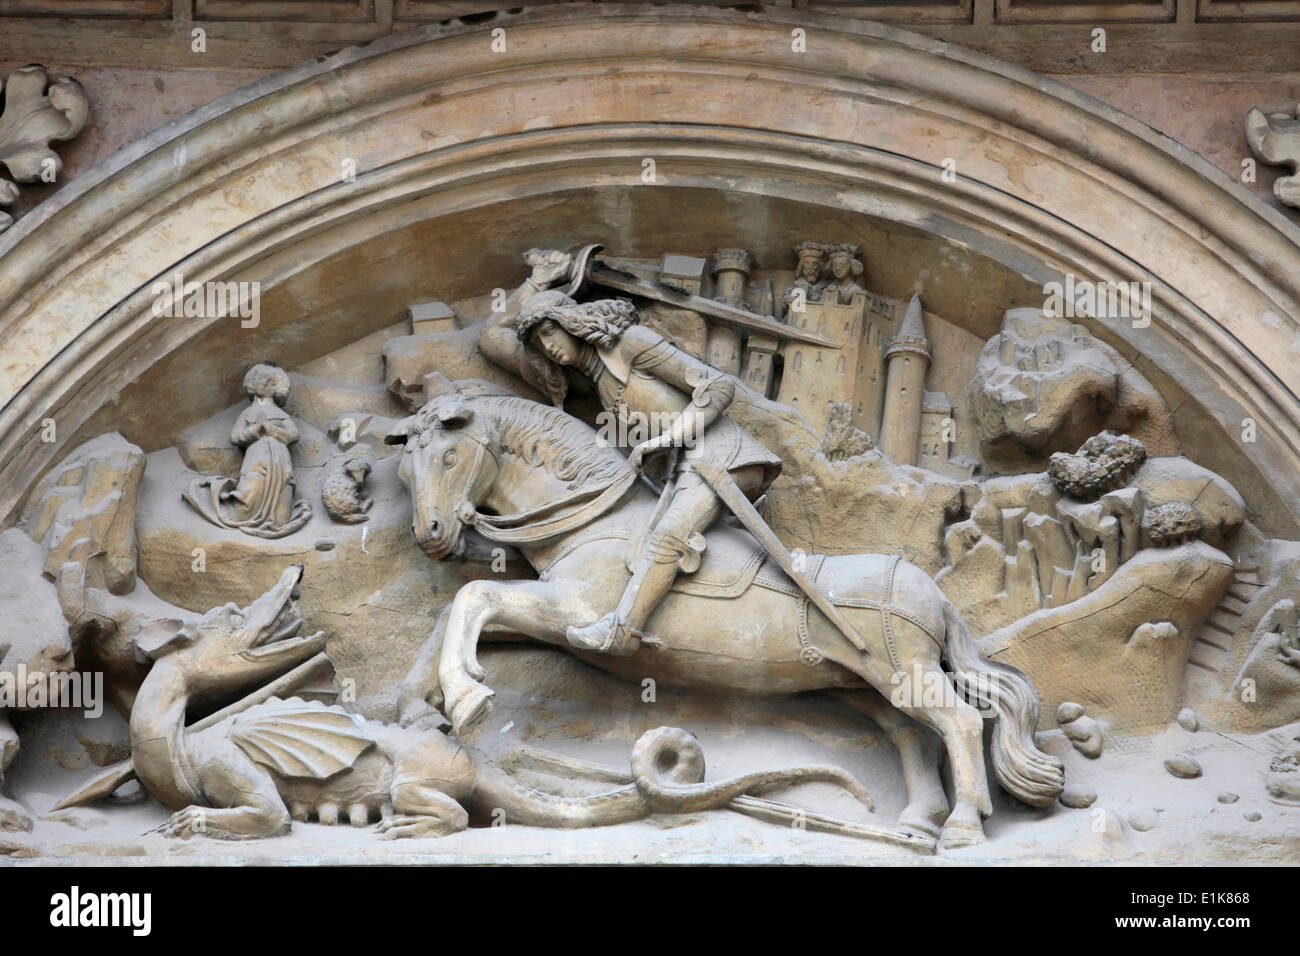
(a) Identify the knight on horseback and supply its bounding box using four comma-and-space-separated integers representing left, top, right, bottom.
509, 290, 781, 656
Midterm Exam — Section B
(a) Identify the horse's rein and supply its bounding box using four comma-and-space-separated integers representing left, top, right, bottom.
452, 432, 639, 546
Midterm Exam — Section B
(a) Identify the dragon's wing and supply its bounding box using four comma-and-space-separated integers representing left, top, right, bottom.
229, 697, 375, 780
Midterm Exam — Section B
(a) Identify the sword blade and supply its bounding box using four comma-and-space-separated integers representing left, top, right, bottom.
587, 262, 843, 350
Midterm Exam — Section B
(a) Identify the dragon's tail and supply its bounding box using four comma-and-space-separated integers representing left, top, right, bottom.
470, 726, 872, 828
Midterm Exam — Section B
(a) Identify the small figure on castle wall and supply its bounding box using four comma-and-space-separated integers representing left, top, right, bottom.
183, 363, 312, 538
782, 241, 828, 318
824, 243, 867, 305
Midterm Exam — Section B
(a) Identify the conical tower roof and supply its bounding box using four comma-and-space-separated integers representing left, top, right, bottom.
887, 293, 930, 359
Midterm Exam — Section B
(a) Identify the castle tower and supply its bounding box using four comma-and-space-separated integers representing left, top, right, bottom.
879, 294, 930, 466
707, 248, 751, 375
775, 288, 866, 429
851, 298, 890, 438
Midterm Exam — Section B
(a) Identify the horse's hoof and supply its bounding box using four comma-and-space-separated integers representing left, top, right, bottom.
938, 821, 985, 851
896, 809, 943, 841
449, 684, 494, 737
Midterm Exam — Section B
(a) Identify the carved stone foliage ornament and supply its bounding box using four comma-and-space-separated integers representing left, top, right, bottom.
1246, 105, 1300, 211
0, 65, 88, 233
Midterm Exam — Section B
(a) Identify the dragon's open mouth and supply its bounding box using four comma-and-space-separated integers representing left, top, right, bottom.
245, 567, 324, 660
256, 601, 304, 646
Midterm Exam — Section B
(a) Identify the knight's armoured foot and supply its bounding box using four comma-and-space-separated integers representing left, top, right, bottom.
566, 612, 642, 656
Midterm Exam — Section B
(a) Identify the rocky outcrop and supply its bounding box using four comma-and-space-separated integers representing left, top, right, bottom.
0, 528, 74, 833
19, 433, 146, 596
729, 387, 963, 576
383, 326, 543, 410
970, 309, 1177, 473
1047, 431, 1146, 501
0, 528, 73, 693
940, 434, 1245, 638
979, 541, 1235, 733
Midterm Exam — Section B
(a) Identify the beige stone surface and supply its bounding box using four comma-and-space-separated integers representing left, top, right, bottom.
0, 6, 1298, 864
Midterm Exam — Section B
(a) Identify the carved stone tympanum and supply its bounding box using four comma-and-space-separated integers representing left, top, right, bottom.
3, 8, 1300, 866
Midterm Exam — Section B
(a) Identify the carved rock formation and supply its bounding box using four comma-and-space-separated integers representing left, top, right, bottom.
730, 385, 963, 575
979, 542, 1234, 733
0, 529, 74, 695
821, 402, 875, 461
1266, 727, 1300, 805
55, 560, 191, 717
1056, 702, 1104, 758
1047, 430, 1147, 501
0, 528, 74, 832
19, 433, 146, 597
970, 309, 1177, 472
940, 434, 1245, 639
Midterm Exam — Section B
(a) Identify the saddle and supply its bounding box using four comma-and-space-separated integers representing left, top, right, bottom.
668, 524, 802, 599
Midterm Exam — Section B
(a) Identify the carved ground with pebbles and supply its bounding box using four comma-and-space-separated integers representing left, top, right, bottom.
4, 648, 1296, 863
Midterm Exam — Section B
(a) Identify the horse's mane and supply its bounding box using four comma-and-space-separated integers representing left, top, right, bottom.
416, 393, 628, 490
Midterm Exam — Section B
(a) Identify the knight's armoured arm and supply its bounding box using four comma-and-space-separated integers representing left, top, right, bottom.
622, 326, 736, 456
479, 253, 572, 393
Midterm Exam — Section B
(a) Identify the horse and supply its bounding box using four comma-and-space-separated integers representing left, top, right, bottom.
386, 385, 1064, 848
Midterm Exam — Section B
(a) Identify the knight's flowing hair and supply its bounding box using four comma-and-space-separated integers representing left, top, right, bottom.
513, 292, 638, 406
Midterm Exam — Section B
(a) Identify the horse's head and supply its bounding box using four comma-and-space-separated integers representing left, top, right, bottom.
387, 393, 500, 560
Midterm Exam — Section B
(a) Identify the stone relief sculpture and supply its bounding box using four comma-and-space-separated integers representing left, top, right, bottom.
969, 308, 1177, 472
781, 241, 828, 317
182, 363, 312, 538
387, 382, 1064, 848
823, 243, 868, 305
60, 566, 881, 842
1, 237, 1296, 865
0, 529, 73, 833
0, 65, 89, 234
322, 456, 373, 524
1246, 104, 1300, 211
1268, 732, 1300, 805
509, 290, 782, 657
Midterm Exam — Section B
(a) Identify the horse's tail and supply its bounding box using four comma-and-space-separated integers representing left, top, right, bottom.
941, 600, 1065, 806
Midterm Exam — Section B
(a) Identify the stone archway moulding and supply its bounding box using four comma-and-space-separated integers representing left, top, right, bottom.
2, 4, 1299, 529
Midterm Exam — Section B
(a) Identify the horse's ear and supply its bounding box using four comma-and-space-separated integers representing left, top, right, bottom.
384, 416, 415, 445
436, 400, 474, 428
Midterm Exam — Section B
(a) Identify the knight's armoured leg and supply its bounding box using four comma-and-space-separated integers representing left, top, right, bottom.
566, 473, 720, 655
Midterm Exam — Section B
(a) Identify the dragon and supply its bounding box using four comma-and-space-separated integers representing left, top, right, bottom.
117, 565, 871, 840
